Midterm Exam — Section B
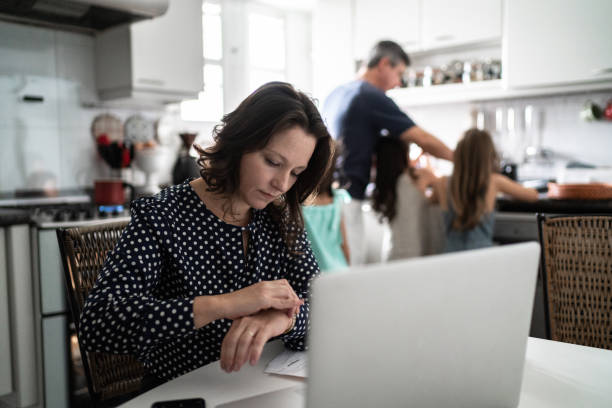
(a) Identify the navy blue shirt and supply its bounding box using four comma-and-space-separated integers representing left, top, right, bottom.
79, 180, 319, 380
323, 80, 415, 199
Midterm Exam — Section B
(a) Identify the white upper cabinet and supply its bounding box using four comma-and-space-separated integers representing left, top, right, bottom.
421, 0, 501, 49
505, 0, 612, 88
95, 0, 203, 103
351, 0, 501, 59
353, 0, 420, 60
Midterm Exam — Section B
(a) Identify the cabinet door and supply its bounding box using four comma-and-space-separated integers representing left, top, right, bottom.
505, 0, 612, 88
38, 230, 67, 315
422, 0, 501, 49
42, 315, 69, 408
0, 229, 13, 397
131, 0, 203, 94
353, 0, 420, 61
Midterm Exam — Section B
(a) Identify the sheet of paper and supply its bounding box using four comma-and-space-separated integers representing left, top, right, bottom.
264, 350, 308, 378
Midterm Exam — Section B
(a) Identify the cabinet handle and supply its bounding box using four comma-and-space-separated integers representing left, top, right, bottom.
137, 78, 165, 86
592, 67, 612, 76
21, 95, 44, 103
434, 34, 454, 42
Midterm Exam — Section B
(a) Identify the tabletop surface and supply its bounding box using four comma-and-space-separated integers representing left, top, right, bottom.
120, 337, 612, 408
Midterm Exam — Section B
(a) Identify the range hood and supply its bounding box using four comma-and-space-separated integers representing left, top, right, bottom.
0, 0, 169, 32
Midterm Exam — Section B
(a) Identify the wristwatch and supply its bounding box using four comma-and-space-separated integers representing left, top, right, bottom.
283, 314, 296, 334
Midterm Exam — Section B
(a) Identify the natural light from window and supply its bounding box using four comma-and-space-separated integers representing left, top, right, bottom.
248, 12, 286, 91
181, 1, 223, 122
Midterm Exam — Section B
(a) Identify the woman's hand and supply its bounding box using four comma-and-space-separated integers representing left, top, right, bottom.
220, 309, 293, 372
220, 279, 303, 320
193, 279, 302, 330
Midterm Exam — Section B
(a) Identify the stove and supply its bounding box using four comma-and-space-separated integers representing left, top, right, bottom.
0, 190, 130, 408
32, 204, 130, 228
0, 189, 131, 227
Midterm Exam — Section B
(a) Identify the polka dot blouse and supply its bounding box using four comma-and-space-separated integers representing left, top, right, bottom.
79, 180, 320, 380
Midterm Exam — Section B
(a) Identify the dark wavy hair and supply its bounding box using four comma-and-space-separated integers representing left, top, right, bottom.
450, 128, 499, 231
371, 137, 412, 222
195, 82, 333, 252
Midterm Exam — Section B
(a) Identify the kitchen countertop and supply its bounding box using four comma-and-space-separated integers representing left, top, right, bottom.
0, 208, 31, 226
497, 196, 612, 214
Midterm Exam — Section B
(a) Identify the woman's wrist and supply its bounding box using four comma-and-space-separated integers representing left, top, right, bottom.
193, 295, 225, 329
282, 313, 296, 335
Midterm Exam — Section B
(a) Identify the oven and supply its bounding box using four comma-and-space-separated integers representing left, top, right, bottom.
0, 193, 129, 408
33, 213, 130, 408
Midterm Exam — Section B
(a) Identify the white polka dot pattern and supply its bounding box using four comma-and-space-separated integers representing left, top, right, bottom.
79, 180, 320, 380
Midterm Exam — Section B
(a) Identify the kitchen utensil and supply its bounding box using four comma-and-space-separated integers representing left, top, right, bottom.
96, 137, 134, 169
133, 146, 171, 197
94, 179, 134, 205
547, 182, 612, 200
125, 114, 155, 144
604, 100, 612, 120
580, 101, 603, 121
500, 162, 518, 181
172, 132, 200, 185
91, 113, 123, 142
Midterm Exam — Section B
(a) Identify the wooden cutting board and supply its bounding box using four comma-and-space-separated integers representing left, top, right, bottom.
547, 182, 612, 200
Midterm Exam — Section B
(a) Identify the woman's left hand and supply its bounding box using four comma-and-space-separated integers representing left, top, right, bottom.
219, 309, 292, 372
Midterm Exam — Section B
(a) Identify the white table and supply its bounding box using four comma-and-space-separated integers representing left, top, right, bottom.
120, 338, 612, 408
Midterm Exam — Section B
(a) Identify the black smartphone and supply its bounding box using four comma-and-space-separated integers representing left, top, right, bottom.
151, 397, 206, 408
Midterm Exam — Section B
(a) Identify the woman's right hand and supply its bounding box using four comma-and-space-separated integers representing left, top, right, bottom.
219, 279, 303, 320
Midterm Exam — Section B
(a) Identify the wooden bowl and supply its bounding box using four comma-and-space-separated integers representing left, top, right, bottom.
547, 182, 612, 200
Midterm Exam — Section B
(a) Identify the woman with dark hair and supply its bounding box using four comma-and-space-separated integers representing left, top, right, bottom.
372, 137, 445, 260
79, 82, 333, 386
421, 128, 538, 252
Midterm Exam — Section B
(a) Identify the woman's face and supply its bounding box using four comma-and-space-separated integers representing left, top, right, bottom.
237, 126, 316, 210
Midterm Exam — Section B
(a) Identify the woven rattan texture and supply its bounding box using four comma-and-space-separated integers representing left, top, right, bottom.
63, 221, 145, 400
541, 216, 612, 349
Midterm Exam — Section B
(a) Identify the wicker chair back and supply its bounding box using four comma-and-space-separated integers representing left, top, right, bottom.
57, 221, 145, 404
538, 215, 612, 349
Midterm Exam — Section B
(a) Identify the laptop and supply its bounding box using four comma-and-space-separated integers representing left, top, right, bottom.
306, 242, 540, 408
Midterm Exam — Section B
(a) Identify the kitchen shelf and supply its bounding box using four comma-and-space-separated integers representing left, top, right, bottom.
388, 79, 612, 107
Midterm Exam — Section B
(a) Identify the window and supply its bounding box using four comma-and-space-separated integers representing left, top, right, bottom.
181, 1, 223, 122
248, 11, 286, 91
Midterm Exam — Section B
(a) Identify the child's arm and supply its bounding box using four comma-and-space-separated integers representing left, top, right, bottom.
493, 174, 539, 202
414, 168, 442, 204
340, 216, 351, 265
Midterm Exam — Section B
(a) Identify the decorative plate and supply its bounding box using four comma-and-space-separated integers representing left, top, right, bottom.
124, 114, 155, 144
91, 113, 123, 142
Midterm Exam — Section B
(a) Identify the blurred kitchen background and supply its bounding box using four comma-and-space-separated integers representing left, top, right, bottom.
0, 0, 611, 196
0, 1, 611, 408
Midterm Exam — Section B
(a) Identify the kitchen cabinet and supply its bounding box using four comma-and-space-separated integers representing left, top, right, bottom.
421, 0, 501, 50
95, 0, 203, 103
353, 0, 420, 59
351, 0, 500, 59
505, 0, 612, 88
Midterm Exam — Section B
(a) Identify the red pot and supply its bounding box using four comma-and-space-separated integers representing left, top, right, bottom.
94, 180, 133, 205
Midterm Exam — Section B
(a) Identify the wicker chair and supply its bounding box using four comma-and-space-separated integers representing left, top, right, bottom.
57, 221, 145, 406
537, 214, 612, 349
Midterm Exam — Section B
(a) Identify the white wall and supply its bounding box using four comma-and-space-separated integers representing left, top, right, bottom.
0, 20, 214, 192
312, 0, 355, 102
402, 90, 612, 179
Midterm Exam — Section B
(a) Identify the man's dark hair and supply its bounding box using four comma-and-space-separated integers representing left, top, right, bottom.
366, 40, 410, 69
195, 81, 333, 252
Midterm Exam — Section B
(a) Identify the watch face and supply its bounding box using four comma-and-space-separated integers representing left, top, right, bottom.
124, 114, 155, 144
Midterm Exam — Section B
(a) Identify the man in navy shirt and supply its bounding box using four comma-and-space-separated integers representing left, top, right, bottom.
323, 40, 453, 265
